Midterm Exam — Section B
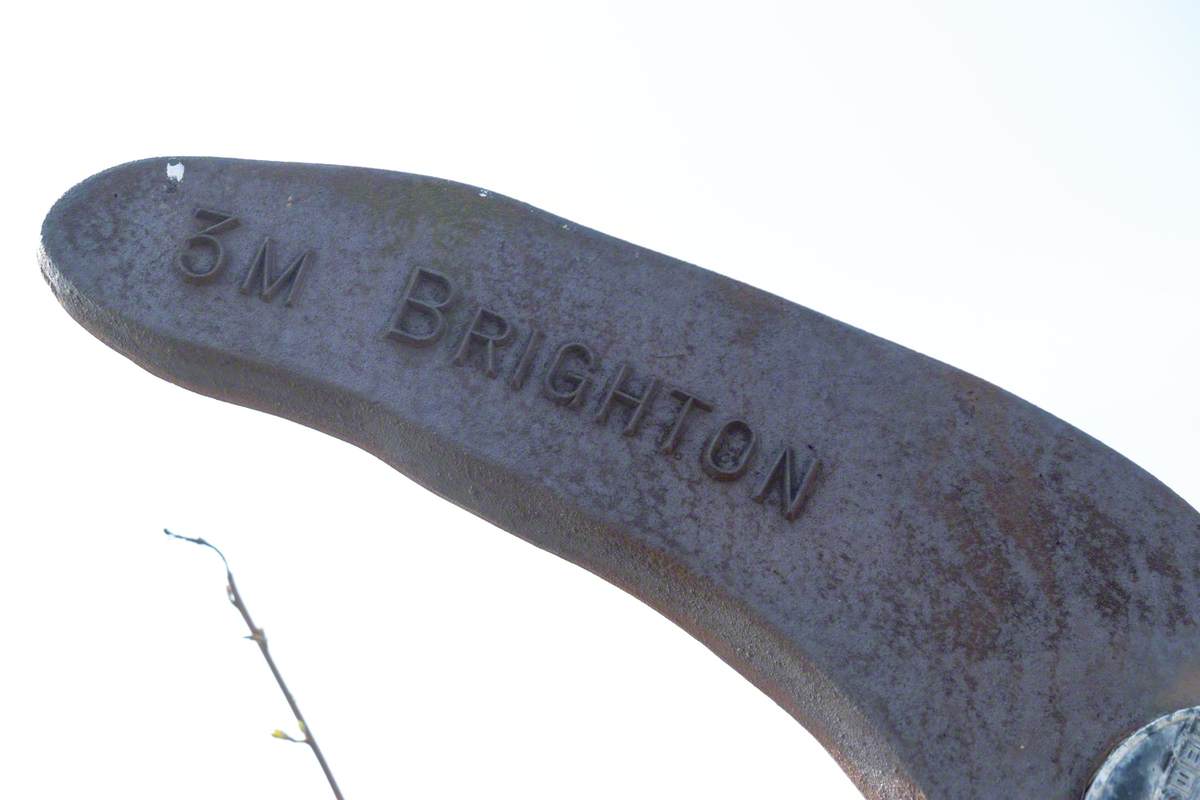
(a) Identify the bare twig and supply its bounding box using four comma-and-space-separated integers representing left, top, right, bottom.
165, 528, 344, 800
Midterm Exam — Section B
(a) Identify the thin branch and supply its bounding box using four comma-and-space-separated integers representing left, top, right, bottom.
165, 528, 344, 800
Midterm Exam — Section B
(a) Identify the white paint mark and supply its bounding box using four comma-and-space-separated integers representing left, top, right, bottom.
166, 161, 185, 183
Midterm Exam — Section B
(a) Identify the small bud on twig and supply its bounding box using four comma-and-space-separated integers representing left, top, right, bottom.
165, 529, 343, 799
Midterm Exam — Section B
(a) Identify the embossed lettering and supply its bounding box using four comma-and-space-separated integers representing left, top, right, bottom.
1156, 717, 1200, 800
702, 419, 757, 481
752, 447, 820, 521
509, 328, 545, 391
169, 202, 825, 520
387, 267, 456, 347
177, 208, 239, 284
660, 389, 713, 455
240, 237, 312, 307
543, 343, 595, 408
453, 306, 513, 378
594, 364, 660, 436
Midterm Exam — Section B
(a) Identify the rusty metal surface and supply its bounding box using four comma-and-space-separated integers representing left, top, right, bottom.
39, 157, 1200, 800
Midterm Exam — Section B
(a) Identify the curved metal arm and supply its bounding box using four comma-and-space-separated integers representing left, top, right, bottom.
41, 157, 1200, 800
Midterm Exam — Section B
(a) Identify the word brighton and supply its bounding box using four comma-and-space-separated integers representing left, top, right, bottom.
174, 208, 820, 523
387, 267, 821, 522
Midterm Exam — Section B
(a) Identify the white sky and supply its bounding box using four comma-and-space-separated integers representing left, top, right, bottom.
3, 2, 1199, 798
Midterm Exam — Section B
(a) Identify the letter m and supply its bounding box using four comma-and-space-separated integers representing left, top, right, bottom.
240, 238, 312, 307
